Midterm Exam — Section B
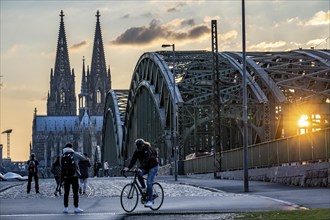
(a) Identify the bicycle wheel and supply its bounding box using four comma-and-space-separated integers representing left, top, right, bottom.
150, 182, 164, 211
120, 183, 139, 213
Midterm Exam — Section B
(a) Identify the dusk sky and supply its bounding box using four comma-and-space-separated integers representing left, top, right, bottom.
1, 0, 329, 161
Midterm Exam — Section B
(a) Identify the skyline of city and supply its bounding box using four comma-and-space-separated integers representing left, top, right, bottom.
1, 0, 329, 161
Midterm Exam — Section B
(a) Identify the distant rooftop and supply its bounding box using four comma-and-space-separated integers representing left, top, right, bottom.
35, 115, 103, 132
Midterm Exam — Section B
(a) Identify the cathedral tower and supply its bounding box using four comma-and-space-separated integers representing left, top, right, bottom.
86, 10, 111, 116
47, 10, 76, 116
78, 57, 88, 118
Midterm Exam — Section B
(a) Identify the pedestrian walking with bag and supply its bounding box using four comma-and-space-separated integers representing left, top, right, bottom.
27, 153, 39, 194
51, 156, 62, 196
78, 153, 91, 195
61, 143, 87, 213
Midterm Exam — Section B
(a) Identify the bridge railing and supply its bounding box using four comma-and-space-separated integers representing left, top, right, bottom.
184, 127, 330, 174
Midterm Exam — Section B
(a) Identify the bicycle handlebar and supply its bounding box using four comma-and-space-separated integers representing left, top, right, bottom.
121, 168, 141, 178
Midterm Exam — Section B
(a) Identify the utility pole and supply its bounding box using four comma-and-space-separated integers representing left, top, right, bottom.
211, 20, 221, 178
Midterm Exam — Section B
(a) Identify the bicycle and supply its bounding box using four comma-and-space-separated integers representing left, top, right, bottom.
120, 169, 164, 213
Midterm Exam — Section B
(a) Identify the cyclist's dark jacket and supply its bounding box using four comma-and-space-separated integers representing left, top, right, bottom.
128, 145, 158, 170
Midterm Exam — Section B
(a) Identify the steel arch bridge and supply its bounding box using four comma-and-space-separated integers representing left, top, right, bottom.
102, 49, 330, 171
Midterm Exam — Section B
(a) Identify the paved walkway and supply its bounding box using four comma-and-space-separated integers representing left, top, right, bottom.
169, 175, 330, 209
0, 177, 233, 199
0, 176, 329, 220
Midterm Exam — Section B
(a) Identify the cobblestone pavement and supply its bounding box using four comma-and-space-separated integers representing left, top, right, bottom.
0, 177, 244, 200
1, 177, 308, 220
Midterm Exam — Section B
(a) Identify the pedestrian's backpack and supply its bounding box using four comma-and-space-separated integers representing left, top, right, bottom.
28, 160, 36, 174
61, 152, 76, 177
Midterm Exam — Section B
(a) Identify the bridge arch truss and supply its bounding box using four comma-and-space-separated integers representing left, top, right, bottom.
103, 49, 330, 169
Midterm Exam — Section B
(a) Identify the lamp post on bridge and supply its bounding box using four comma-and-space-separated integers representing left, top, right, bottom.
161, 44, 178, 181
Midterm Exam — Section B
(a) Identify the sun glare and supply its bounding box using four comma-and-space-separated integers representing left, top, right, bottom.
297, 114, 322, 134
298, 115, 309, 127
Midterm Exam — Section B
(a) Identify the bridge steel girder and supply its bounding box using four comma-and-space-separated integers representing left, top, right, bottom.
103, 49, 329, 168
102, 89, 128, 170
241, 49, 330, 137
122, 52, 183, 166
122, 50, 275, 162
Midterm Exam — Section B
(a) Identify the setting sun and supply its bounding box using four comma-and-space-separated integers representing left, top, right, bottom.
298, 115, 309, 127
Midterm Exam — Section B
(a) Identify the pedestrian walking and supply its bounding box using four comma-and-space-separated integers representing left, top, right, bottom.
123, 138, 159, 207
78, 153, 91, 194
103, 160, 109, 177
51, 156, 62, 196
93, 161, 101, 177
61, 143, 87, 214
27, 153, 40, 194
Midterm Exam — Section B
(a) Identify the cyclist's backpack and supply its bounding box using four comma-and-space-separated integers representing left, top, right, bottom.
148, 147, 159, 167
28, 160, 36, 174
61, 152, 76, 178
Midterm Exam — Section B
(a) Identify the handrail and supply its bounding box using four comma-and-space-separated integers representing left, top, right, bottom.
184, 127, 330, 174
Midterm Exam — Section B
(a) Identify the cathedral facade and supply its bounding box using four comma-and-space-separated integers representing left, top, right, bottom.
32, 10, 111, 168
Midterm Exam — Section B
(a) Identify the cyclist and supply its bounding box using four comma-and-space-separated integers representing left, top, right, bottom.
123, 138, 159, 207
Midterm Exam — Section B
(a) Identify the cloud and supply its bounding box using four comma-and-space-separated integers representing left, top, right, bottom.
70, 41, 88, 50
180, 19, 195, 27
110, 19, 210, 46
110, 19, 163, 45
306, 38, 328, 47
304, 10, 330, 26
219, 30, 238, 42
121, 14, 130, 19
249, 41, 287, 50
293, 10, 330, 26
187, 25, 210, 38
141, 12, 153, 18
203, 16, 221, 23
287, 17, 299, 23
167, 2, 187, 13
167, 7, 177, 13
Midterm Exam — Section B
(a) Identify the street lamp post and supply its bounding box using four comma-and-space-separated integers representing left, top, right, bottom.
242, 0, 249, 192
161, 44, 178, 181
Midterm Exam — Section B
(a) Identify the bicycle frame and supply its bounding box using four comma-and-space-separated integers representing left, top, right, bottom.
123, 170, 146, 196
120, 169, 164, 213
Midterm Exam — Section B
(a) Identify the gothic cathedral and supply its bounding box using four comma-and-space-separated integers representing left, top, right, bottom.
31, 10, 111, 169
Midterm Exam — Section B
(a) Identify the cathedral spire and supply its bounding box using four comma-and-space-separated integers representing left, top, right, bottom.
90, 10, 107, 78
80, 56, 87, 94
47, 10, 76, 116
55, 10, 71, 76
79, 56, 88, 118
87, 10, 111, 116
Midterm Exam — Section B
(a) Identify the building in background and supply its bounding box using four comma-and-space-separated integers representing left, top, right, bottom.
32, 10, 111, 170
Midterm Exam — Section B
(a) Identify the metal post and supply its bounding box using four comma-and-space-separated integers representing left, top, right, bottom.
211, 19, 221, 178
172, 45, 178, 181
242, 0, 249, 192
162, 44, 178, 181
